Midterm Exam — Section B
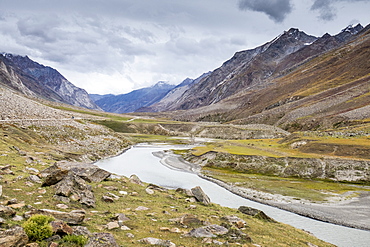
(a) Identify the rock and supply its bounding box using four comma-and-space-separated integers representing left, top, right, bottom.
102, 196, 114, 203
44, 235, 61, 242
24, 209, 86, 225
135, 206, 149, 211
238, 206, 276, 222
54, 173, 96, 208
176, 188, 194, 196
51, 221, 73, 235
0, 217, 5, 224
106, 221, 120, 230
120, 225, 131, 230
25, 243, 40, 247
41, 162, 111, 184
148, 184, 168, 192
113, 213, 130, 226
129, 174, 144, 185
0, 205, 16, 217
72, 226, 91, 237
0, 225, 29, 247
56, 204, 69, 209
25, 167, 39, 174
85, 232, 119, 247
145, 187, 155, 194
185, 197, 197, 203
119, 191, 128, 195
12, 215, 24, 221
6, 198, 18, 205
0, 185, 2, 197
106, 192, 120, 200
204, 224, 228, 235
139, 237, 176, 246
103, 186, 118, 191
190, 186, 211, 205
222, 215, 247, 228
185, 227, 216, 238
28, 175, 42, 184
179, 214, 202, 226
53, 195, 71, 204
126, 233, 135, 238
41, 167, 69, 186
48, 242, 59, 247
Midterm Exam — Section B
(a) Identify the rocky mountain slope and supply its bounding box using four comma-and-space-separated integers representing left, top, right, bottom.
0, 53, 100, 110
161, 24, 370, 130
91, 81, 175, 113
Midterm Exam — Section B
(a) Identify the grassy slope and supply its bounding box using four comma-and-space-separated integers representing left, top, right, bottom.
0, 106, 335, 246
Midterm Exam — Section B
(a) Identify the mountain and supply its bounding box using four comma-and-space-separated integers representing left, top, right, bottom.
0, 53, 100, 110
92, 81, 175, 113
162, 24, 370, 130
140, 72, 211, 112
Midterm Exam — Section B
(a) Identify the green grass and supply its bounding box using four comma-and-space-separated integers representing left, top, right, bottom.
203, 167, 370, 202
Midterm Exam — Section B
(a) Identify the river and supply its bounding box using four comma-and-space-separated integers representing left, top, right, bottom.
96, 144, 370, 247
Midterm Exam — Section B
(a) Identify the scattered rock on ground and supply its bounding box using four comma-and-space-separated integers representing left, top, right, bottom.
139, 237, 176, 246
238, 206, 276, 222
51, 220, 73, 235
0, 226, 29, 247
129, 174, 144, 186
24, 209, 86, 225
191, 186, 211, 205
85, 232, 119, 247
0, 205, 16, 217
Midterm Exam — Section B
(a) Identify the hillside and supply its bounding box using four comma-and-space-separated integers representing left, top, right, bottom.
156, 24, 370, 131
0, 53, 100, 110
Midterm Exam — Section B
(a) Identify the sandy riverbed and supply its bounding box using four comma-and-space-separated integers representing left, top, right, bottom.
155, 150, 370, 231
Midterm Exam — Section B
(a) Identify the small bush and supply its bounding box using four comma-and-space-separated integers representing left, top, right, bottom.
23, 214, 54, 241
60, 235, 88, 247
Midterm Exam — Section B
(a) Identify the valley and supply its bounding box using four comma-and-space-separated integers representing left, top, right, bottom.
1, 22, 370, 246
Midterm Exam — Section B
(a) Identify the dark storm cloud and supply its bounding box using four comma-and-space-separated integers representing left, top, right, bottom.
311, 0, 370, 21
238, 0, 293, 22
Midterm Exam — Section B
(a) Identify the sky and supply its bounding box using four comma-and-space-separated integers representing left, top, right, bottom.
0, 0, 369, 95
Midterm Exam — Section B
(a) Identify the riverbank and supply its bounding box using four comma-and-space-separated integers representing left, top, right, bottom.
156, 150, 370, 231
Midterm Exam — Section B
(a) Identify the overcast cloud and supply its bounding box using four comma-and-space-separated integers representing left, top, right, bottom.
0, 0, 369, 94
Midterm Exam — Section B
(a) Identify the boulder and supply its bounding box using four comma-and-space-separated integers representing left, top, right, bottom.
185, 227, 216, 238
238, 206, 276, 223
28, 175, 42, 184
24, 209, 86, 225
106, 221, 120, 230
0, 226, 29, 247
129, 174, 144, 185
191, 186, 211, 205
102, 196, 114, 203
72, 226, 91, 237
203, 224, 228, 235
54, 173, 96, 208
175, 188, 194, 197
41, 162, 111, 185
85, 232, 119, 247
139, 237, 176, 246
0, 205, 16, 217
51, 220, 73, 235
179, 214, 202, 226
221, 215, 247, 228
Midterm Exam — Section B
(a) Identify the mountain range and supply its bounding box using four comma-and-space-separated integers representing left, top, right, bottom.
144, 23, 370, 130
1, 23, 369, 131
90, 81, 175, 113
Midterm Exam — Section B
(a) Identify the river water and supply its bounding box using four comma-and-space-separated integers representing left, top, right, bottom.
96, 144, 370, 247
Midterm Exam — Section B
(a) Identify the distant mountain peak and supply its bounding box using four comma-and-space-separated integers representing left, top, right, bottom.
341, 23, 363, 34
